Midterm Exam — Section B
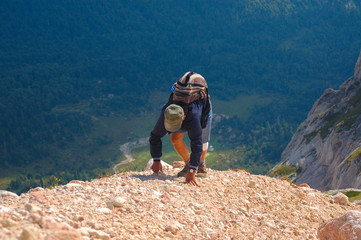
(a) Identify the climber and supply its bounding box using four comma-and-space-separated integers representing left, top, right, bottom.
149, 72, 212, 186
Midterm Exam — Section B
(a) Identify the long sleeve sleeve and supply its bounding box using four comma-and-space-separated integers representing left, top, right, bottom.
186, 104, 203, 169
149, 109, 168, 159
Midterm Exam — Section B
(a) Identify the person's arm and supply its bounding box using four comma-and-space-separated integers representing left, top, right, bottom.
149, 109, 168, 173
186, 110, 203, 186
187, 103, 203, 167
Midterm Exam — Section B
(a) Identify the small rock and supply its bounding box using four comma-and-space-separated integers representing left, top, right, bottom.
45, 230, 82, 240
10, 210, 22, 219
172, 161, 185, 168
106, 197, 126, 209
86, 221, 96, 228
308, 192, 316, 198
333, 192, 349, 205
0, 205, 11, 213
169, 185, 181, 193
25, 204, 42, 213
73, 215, 85, 222
29, 213, 42, 225
112, 222, 122, 228
105, 227, 115, 237
151, 190, 163, 198
1, 218, 17, 228
261, 220, 275, 228
19, 227, 42, 240
165, 231, 174, 238
96, 208, 112, 214
18, 210, 29, 217
41, 217, 72, 230
29, 191, 48, 204
165, 225, 179, 234
28, 187, 45, 192
69, 180, 85, 184
83, 227, 111, 240
159, 184, 169, 191
165, 220, 183, 234
64, 183, 83, 189
248, 180, 256, 188
238, 207, 250, 217
318, 210, 361, 240
79, 227, 91, 237
298, 183, 310, 188
252, 213, 264, 221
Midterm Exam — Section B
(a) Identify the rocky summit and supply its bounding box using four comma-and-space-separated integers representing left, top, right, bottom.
275, 50, 361, 190
1, 166, 361, 239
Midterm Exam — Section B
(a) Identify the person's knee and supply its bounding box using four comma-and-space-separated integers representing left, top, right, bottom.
170, 133, 184, 145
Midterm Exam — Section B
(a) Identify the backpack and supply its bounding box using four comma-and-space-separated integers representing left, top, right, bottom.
171, 72, 211, 128
172, 72, 208, 104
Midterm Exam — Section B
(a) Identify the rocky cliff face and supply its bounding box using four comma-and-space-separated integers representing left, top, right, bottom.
276, 50, 361, 190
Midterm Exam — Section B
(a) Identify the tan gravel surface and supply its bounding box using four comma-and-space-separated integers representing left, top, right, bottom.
1, 168, 360, 239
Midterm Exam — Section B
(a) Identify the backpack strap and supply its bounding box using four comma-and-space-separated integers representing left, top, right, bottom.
184, 71, 194, 85
177, 71, 195, 86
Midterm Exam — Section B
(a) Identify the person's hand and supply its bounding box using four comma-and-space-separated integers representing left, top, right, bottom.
151, 161, 162, 174
186, 171, 199, 186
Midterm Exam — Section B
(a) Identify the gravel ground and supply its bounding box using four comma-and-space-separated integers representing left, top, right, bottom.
1, 167, 360, 239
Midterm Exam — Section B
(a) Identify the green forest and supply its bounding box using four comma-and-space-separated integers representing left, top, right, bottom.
1, 0, 361, 193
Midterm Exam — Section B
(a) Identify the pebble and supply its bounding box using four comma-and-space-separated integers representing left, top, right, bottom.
45, 230, 82, 240
19, 227, 41, 240
0, 205, 11, 213
25, 204, 41, 213
106, 197, 126, 209
248, 180, 257, 188
96, 208, 112, 214
84, 227, 111, 240
64, 183, 83, 188
333, 192, 349, 205
1, 218, 17, 228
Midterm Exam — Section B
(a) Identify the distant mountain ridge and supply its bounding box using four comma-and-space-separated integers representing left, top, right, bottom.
275, 49, 361, 190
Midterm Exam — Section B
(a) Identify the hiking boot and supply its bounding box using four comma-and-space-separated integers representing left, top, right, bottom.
196, 162, 207, 178
176, 161, 190, 177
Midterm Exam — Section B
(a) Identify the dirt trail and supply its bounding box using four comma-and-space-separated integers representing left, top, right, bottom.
113, 137, 149, 174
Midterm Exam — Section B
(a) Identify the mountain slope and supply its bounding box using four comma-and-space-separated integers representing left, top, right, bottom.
274, 50, 361, 190
2, 0, 361, 192
1, 167, 360, 239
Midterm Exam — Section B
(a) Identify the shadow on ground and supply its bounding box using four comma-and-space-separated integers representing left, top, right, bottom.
130, 172, 179, 182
